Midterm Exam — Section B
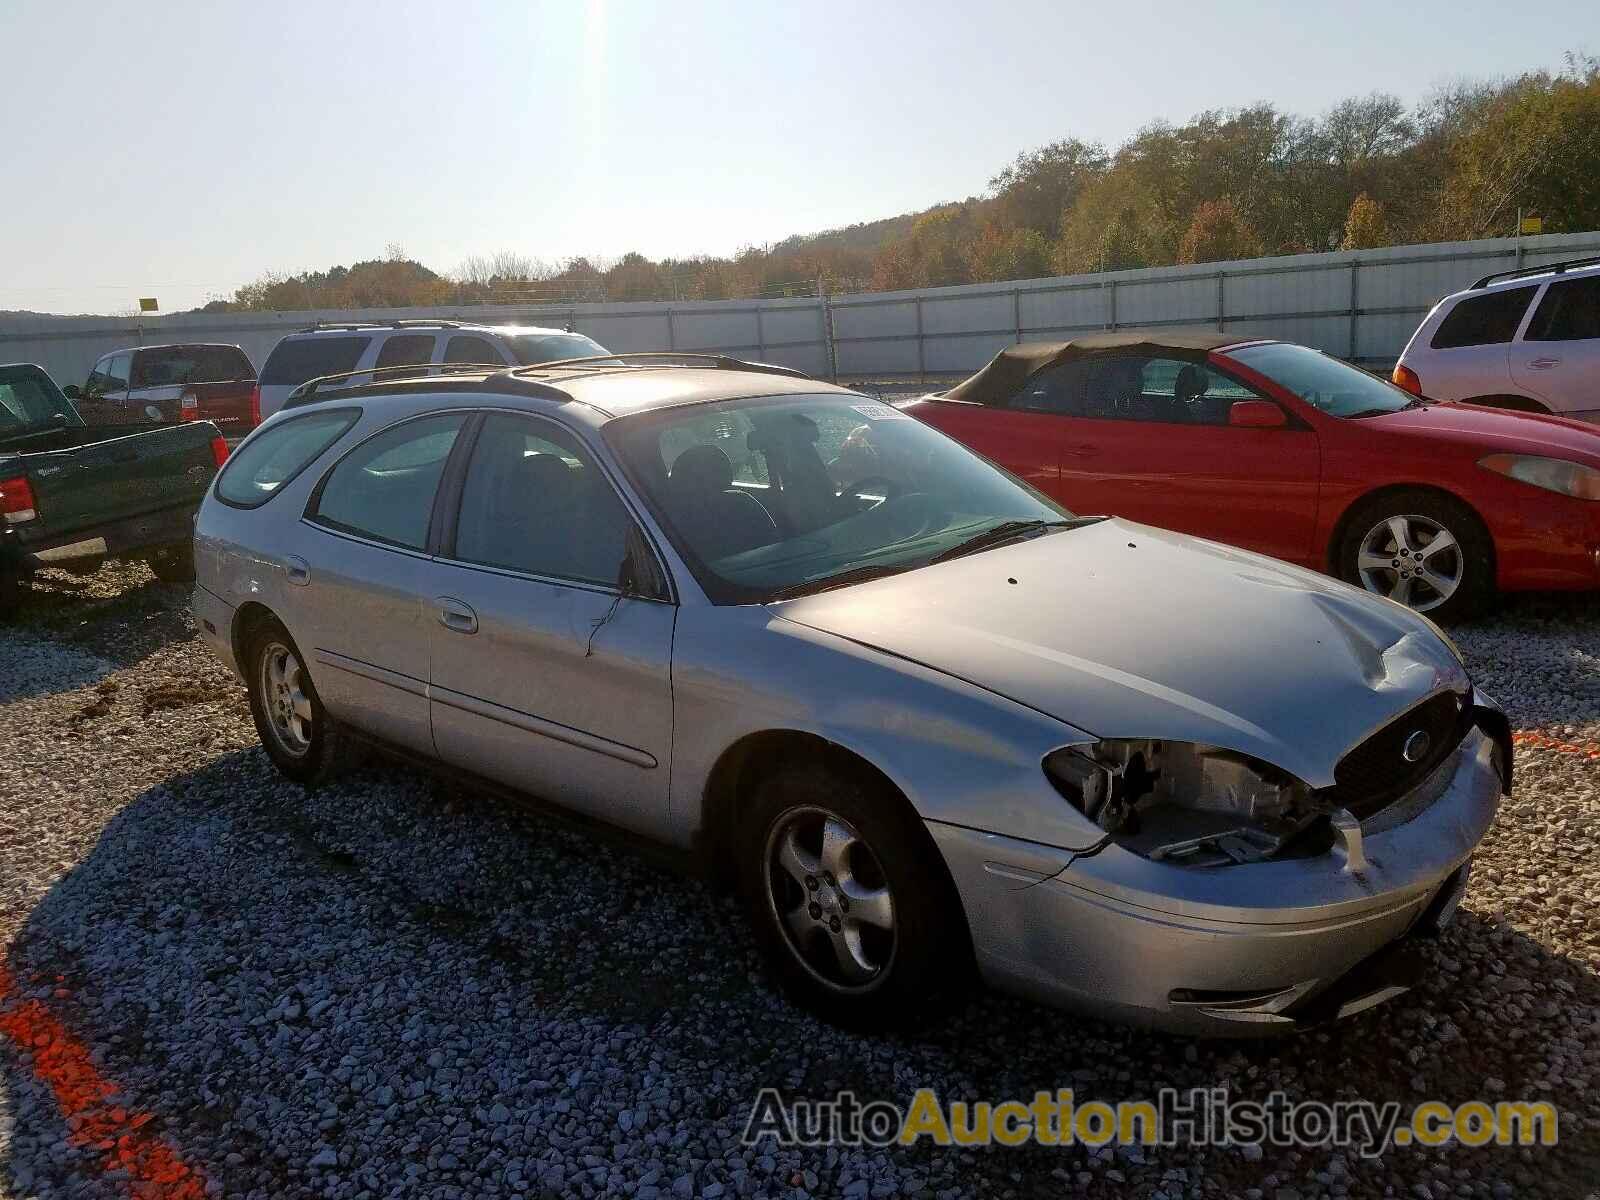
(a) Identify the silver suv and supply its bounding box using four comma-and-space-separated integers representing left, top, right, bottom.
1393, 255, 1600, 422
255, 320, 608, 419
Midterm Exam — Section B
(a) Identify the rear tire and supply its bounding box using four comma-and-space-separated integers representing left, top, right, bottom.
147, 542, 196, 583
735, 760, 970, 1029
244, 618, 357, 785
1336, 489, 1495, 623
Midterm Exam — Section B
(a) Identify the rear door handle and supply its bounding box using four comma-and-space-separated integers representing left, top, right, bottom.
1528, 357, 1562, 369
436, 596, 478, 635
284, 556, 310, 586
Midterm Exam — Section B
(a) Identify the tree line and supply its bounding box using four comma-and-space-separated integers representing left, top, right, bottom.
206, 53, 1599, 312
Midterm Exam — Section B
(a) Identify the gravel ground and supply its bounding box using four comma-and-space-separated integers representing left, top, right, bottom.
1, 564, 1596, 1200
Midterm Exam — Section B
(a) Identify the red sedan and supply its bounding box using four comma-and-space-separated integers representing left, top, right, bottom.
904, 331, 1600, 621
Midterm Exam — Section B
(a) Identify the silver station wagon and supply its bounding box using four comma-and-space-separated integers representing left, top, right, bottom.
192, 354, 1511, 1033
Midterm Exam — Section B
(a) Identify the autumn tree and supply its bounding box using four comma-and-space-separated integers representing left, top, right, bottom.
1177, 198, 1264, 264
1341, 193, 1389, 250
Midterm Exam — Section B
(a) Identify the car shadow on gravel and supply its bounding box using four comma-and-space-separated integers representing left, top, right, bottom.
3, 749, 1596, 1199
4, 566, 197, 674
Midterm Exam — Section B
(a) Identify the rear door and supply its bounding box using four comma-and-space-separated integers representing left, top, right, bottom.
1510, 274, 1600, 420
1421, 284, 1538, 402
294, 411, 470, 754
1022, 355, 1322, 565
420, 410, 676, 837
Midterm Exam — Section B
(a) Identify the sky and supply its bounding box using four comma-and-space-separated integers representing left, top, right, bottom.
1, 0, 1593, 315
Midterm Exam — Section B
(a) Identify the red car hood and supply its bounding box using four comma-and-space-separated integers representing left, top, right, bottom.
1363, 403, 1600, 466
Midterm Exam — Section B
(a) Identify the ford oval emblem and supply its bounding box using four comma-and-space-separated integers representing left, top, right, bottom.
1402, 730, 1432, 764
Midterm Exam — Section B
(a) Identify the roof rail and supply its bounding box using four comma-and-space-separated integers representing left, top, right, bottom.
1471, 255, 1600, 289
511, 351, 810, 380
296, 318, 470, 333
283, 361, 508, 409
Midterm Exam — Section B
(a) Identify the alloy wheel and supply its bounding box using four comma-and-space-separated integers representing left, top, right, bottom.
259, 641, 314, 757
1356, 513, 1463, 613
764, 806, 897, 994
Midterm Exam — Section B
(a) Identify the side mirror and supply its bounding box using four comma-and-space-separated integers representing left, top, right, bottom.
1228, 400, 1288, 429
62, 384, 81, 399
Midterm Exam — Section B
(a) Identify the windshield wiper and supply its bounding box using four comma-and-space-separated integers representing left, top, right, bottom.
927, 518, 1085, 565
765, 562, 913, 603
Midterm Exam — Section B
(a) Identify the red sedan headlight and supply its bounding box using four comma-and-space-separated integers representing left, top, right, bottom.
1479, 453, 1600, 501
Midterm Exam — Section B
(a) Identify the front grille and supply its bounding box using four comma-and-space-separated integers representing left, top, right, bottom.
1324, 690, 1470, 820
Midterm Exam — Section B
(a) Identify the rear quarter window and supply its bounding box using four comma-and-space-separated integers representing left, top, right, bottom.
260, 336, 372, 386
1429, 285, 1538, 350
215, 409, 360, 508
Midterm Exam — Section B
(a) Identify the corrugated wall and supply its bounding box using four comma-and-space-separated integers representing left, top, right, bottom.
4, 233, 1595, 389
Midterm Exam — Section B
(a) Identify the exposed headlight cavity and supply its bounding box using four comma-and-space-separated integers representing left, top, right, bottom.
1044, 740, 1329, 867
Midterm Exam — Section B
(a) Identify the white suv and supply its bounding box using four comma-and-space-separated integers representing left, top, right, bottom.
255, 321, 608, 419
1393, 256, 1600, 423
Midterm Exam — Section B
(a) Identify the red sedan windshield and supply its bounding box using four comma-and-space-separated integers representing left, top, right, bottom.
1229, 342, 1417, 419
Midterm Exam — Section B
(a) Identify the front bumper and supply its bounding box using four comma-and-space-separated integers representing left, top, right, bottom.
929, 724, 1503, 1035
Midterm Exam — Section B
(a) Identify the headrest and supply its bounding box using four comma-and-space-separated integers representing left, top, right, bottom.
1175, 364, 1210, 401
669, 444, 734, 494
523, 452, 578, 504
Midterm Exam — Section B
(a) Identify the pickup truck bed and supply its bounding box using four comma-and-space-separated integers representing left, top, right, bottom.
1, 363, 228, 605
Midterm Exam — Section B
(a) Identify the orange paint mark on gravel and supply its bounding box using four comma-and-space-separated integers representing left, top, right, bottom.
0, 965, 208, 1199
1513, 730, 1600, 763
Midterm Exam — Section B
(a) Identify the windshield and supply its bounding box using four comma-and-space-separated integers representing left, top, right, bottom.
607, 393, 1074, 603
1228, 341, 1415, 418
507, 333, 609, 365
0, 366, 74, 433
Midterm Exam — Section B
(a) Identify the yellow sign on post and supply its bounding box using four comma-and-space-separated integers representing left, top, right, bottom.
1519, 216, 1543, 235
138, 297, 159, 313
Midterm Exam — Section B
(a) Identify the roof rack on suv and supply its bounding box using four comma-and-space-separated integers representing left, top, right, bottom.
1471, 255, 1600, 289
296, 318, 470, 333
284, 361, 509, 409
511, 352, 809, 379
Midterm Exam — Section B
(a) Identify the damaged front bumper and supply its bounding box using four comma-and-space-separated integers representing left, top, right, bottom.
927, 717, 1504, 1036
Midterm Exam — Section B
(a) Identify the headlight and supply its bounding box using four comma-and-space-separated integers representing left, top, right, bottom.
1479, 453, 1600, 501
1043, 740, 1329, 867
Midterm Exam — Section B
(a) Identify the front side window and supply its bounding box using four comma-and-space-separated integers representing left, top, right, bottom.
1430, 285, 1537, 349
104, 353, 132, 390
260, 336, 371, 386
215, 409, 360, 507
608, 394, 1074, 603
374, 334, 436, 369
1526, 276, 1600, 342
452, 413, 632, 587
1012, 356, 1256, 424
310, 413, 466, 549
1228, 341, 1414, 419
506, 332, 608, 365
445, 335, 502, 365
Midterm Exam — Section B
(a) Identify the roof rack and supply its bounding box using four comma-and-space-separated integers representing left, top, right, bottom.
296, 318, 471, 333
1471, 255, 1600, 289
283, 362, 509, 409
511, 351, 809, 380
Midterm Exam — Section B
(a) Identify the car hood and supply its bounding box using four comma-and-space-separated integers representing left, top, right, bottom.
774, 519, 1468, 787
1362, 403, 1600, 466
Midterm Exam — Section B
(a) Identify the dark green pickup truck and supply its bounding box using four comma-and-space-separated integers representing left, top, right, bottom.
1, 363, 228, 608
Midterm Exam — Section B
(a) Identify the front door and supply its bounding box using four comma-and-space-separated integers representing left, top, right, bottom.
1016, 354, 1322, 566
423, 411, 676, 838
295, 411, 471, 754
1510, 274, 1600, 420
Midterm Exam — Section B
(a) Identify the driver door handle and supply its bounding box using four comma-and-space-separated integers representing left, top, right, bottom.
436, 596, 478, 635
1527, 357, 1562, 370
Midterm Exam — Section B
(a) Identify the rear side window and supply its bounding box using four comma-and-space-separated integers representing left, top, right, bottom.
310, 413, 467, 550
1526, 276, 1600, 342
375, 334, 436, 368
215, 410, 360, 508
1429, 286, 1537, 349
260, 336, 372, 385
133, 345, 255, 387
444, 335, 501, 364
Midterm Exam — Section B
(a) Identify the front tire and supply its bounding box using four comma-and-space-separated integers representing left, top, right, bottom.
735, 761, 969, 1028
1336, 489, 1495, 623
244, 618, 355, 785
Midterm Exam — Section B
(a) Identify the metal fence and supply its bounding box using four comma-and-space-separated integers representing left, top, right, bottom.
4, 232, 1596, 392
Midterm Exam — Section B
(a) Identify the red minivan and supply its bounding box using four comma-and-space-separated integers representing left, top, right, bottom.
69, 343, 259, 436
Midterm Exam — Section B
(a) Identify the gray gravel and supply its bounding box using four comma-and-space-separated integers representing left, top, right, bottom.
1, 564, 1597, 1199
